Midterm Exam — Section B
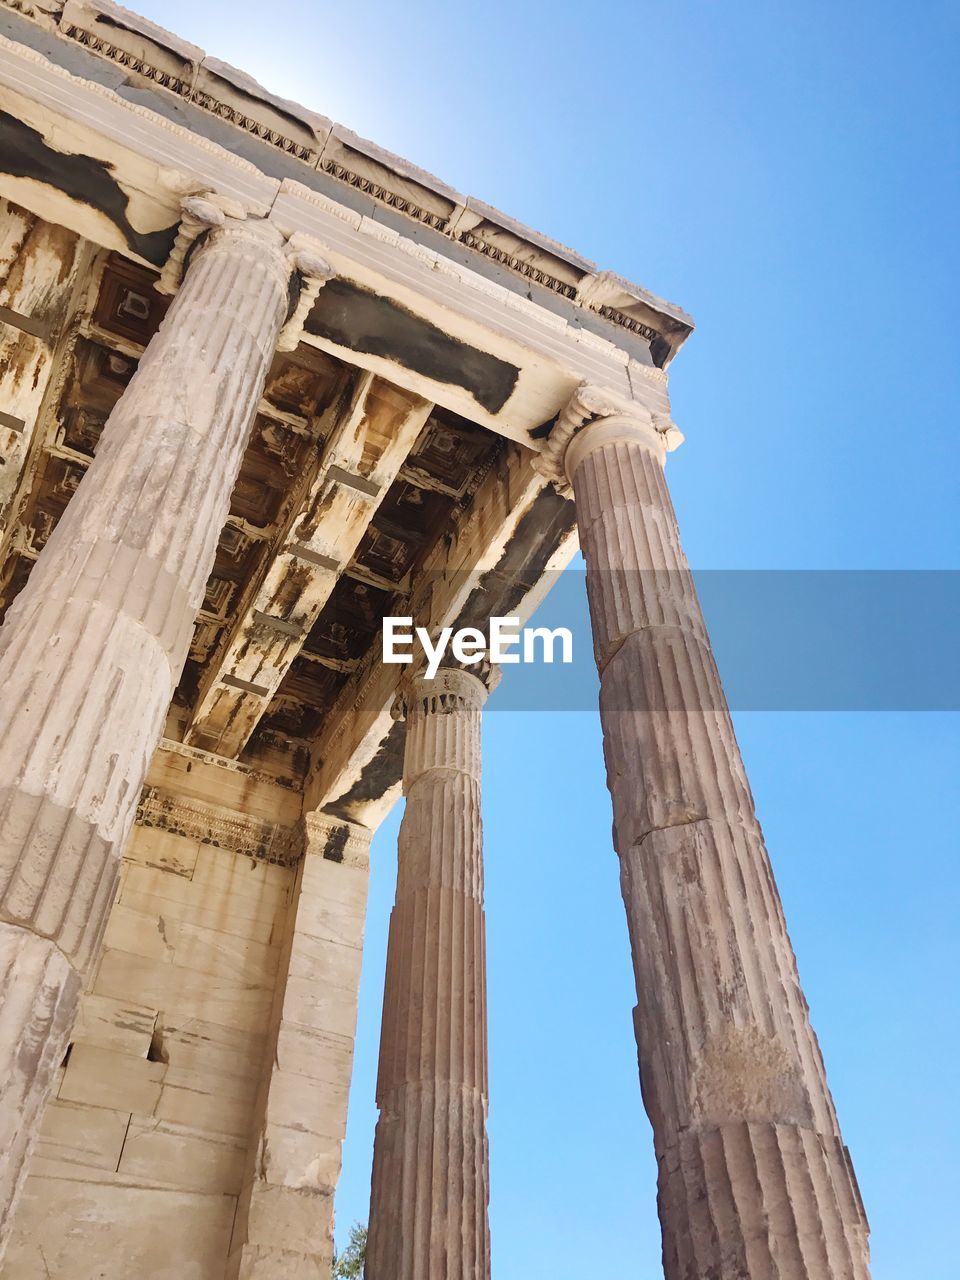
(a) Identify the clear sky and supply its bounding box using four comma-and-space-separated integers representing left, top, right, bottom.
135, 2, 958, 1274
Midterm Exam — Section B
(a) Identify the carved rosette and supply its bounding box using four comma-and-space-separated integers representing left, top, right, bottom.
366, 668, 491, 1280
565, 387, 870, 1278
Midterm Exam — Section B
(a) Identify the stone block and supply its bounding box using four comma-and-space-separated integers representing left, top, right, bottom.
299, 857, 368, 908
156, 1061, 259, 1137
286, 932, 362, 992
146, 746, 302, 826
95, 948, 275, 1033
60, 0, 203, 92
58, 1043, 165, 1115
4, 1177, 236, 1278
279, 973, 362, 1040
118, 888, 283, 945
188, 847, 291, 904
72, 992, 158, 1056
155, 1083, 253, 1138
244, 1180, 335, 1259
35, 1099, 130, 1171
263, 1069, 349, 1141
292, 894, 365, 951
118, 1117, 246, 1194
193, 56, 331, 164
235, 1241, 332, 1278
274, 1024, 353, 1085
158, 1015, 267, 1080
163, 1060, 259, 1105
102, 903, 179, 963
121, 865, 288, 935
123, 826, 201, 878
173, 920, 280, 985
257, 1124, 341, 1191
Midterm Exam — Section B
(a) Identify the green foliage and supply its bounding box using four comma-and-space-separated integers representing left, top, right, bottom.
332, 1222, 367, 1279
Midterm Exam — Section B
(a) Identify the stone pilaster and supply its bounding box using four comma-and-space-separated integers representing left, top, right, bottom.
556, 387, 870, 1279
0, 199, 329, 1253
229, 813, 371, 1280
366, 669, 491, 1280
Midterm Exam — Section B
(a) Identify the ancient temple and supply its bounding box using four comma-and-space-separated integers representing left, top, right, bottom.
0, 2, 869, 1277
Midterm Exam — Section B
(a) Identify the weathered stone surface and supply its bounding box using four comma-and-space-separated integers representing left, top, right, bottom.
118, 1116, 246, 1194
0, 208, 309, 1247
0, 198, 83, 539
567, 402, 870, 1279
95, 945, 276, 1033
35, 1099, 129, 1171
227, 814, 371, 1278
186, 375, 432, 758
0, 927, 79, 1234
58, 1042, 165, 1114
121, 826, 201, 878
5, 826, 291, 1276
4, 1177, 237, 1279
71, 992, 158, 1057
366, 669, 491, 1280
235, 1241, 332, 1279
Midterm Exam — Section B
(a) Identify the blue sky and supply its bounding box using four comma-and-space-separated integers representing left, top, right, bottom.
137, 2, 959, 1274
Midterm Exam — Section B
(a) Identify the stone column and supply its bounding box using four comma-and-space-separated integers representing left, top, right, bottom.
366, 669, 491, 1280
0, 199, 328, 1252
554, 387, 870, 1279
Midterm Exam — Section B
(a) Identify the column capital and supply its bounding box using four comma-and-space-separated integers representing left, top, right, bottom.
156, 196, 335, 328
392, 666, 491, 722
277, 231, 335, 352
156, 191, 244, 295
535, 382, 684, 491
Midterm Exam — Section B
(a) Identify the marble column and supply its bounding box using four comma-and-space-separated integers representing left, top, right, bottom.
556, 388, 870, 1279
0, 198, 329, 1252
366, 668, 491, 1280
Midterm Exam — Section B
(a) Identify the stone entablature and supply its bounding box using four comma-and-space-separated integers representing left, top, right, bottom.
0, 0, 693, 365
135, 785, 301, 868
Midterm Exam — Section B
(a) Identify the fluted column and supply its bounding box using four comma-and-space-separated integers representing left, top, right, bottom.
555, 387, 869, 1279
366, 668, 491, 1280
0, 199, 329, 1253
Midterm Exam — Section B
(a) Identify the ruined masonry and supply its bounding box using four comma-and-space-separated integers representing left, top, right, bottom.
0, 1, 869, 1277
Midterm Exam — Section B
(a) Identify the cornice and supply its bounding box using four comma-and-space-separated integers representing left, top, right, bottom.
0, 0, 693, 358
318, 157, 448, 231
457, 230, 577, 300
62, 20, 192, 96
0, 27, 276, 195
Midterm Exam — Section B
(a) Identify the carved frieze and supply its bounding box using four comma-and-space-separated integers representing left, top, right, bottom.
135, 785, 300, 867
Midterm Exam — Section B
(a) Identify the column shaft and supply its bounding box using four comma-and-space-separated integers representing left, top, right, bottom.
0, 211, 297, 1250
366, 671, 491, 1280
571, 428, 869, 1279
